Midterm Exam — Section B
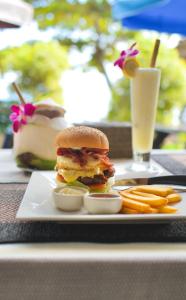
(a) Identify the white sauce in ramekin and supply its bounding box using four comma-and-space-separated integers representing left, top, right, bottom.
53, 186, 88, 211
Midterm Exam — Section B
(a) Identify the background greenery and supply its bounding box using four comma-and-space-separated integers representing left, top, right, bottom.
0, 41, 68, 103
0, 0, 186, 147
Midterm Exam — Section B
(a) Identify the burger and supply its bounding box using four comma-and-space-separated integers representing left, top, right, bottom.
55, 126, 115, 192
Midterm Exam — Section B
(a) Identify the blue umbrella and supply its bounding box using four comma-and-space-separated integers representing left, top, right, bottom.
112, 0, 186, 35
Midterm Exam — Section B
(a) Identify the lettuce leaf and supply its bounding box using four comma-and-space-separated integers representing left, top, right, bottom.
65, 180, 88, 189
67, 181, 111, 193
56, 179, 110, 193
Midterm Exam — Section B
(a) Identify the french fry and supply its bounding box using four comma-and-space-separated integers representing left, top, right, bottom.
120, 207, 140, 214
158, 205, 177, 214
121, 197, 151, 213
135, 185, 173, 197
121, 191, 168, 208
132, 190, 163, 198
144, 207, 159, 214
167, 193, 181, 204
119, 186, 181, 215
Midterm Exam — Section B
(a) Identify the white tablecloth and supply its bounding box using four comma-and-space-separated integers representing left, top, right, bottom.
1, 243, 186, 300
0, 149, 29, 183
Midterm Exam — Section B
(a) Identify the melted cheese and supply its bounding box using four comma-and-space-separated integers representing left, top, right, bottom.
57, 155, 100, 170
58, 168, 102, 183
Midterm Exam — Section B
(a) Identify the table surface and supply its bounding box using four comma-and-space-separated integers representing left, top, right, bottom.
1, 149, 186, 300
1, 149, 186, 255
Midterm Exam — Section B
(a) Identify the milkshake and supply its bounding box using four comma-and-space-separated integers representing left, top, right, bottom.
130, 68, 161, 155
114, 39, 161, 171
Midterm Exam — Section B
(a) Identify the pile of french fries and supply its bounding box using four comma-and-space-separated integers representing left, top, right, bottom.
120, 185, 181, 214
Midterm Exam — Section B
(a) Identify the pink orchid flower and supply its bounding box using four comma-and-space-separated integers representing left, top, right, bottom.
114, 43, 139, 69
9, 103, 36, 133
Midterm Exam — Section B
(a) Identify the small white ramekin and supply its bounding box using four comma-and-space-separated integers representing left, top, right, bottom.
53, 186, 88, 212
84, 193, 122, 214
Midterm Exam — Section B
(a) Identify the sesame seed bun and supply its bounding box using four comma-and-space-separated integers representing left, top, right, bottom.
56, 126, 109, 149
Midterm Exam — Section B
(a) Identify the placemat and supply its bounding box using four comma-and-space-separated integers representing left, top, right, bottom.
152, 153, 186, 175
1, 183, 186, 244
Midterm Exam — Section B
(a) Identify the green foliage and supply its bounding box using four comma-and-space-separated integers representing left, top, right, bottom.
109, 34, 186, 125
0, 41, 68, 103
162, 133, 186, 149
0, 101, 13, 133
1, 0, 186, 131
27, 0, 111, 31
27, 0, 186, 126
26, 0, 127, 86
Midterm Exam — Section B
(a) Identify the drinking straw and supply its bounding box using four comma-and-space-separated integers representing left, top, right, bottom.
12, 82, 26, 105
150, 39, 160, 68
130, 42, 137, 49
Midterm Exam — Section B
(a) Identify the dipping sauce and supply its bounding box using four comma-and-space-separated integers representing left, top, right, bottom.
84, 192, 122, 214
59, 187, 87, 196
90, 193, 119, 198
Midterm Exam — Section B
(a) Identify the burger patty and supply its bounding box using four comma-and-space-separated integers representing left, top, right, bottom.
78, 168, 115, 186
78, 175, 107, 186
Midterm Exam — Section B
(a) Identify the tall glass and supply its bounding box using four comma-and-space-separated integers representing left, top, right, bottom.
129, 67, 161, 171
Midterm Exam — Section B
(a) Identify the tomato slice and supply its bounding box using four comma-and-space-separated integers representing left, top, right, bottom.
57, 174, 66, 182
89, 183, 106, 191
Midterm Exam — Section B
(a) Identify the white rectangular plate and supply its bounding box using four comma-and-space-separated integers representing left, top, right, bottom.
16, 172, 186, 223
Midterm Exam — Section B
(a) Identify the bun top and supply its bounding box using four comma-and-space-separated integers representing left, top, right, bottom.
56, 126, 109, 149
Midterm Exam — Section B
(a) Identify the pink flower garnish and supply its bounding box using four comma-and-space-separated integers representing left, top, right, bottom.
9, 103, 36, 133
114, 43, 139, 70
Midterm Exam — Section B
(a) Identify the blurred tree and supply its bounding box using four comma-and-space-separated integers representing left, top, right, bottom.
0, 101, 13, 134
26, 0, 128, 89
0, 41, 68, 103
26, 0, 186, 125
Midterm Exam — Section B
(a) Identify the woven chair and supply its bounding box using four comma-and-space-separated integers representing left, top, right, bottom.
75, 122, 132, 159
75, 121, 183, 159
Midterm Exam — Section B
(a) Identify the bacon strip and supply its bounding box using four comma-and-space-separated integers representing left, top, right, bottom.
57, 147, 113, 168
